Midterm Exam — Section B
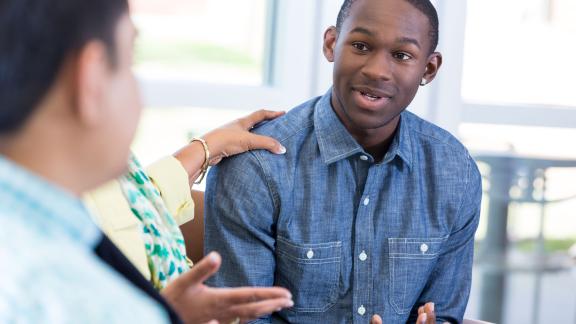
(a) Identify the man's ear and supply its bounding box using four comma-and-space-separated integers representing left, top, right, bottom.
73, 40, 109, 127
422, 52, 443, 85
323, 26, 338, 63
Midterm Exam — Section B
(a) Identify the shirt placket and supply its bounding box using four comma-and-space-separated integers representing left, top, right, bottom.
352, 161, 379, 324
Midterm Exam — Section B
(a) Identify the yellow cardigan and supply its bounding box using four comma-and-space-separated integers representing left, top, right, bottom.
84, 156, 195, 279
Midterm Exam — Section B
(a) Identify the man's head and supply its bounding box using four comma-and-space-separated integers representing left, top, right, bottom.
324, 0, 442, 138
336, 0, 439, 54
0, 0, 140, 192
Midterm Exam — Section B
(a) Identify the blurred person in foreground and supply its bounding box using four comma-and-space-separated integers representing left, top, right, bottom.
0, 0, 292, 323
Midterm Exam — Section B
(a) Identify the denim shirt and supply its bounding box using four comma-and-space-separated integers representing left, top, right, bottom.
205, 89, 482, 324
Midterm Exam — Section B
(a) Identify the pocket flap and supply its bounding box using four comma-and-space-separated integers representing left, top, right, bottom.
388, 236, 448, 258
277, 236, 341, 263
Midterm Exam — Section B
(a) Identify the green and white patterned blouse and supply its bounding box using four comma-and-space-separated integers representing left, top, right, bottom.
119, 155, 190, 290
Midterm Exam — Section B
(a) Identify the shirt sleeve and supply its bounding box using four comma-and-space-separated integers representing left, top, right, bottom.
204, 152, 277, 323
409, 155, 483, 324
146, 156, 195, 226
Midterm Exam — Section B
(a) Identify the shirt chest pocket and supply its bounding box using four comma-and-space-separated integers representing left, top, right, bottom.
275, 236, 342, 313
388, 236, 448, 314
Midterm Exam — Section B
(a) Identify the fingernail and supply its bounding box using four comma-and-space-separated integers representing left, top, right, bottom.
430, 302, 434, 311
285, 292, 292, 299
286, 300, 294, 307
276, 145, 286, 154
208, 252, 220, 263
421, 313, 427, 324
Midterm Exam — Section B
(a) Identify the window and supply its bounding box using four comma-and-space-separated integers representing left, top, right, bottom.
434, 1, 576, 322
132, 0, 270, 86
130, 0, 321, 168
462, 0, 576, 108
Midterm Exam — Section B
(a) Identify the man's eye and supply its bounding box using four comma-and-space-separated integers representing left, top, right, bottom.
352, 43, 369, 52
394, 52, 412, 61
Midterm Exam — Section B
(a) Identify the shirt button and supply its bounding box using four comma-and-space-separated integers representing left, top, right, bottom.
358, 305, 366, 316
420, 243, 429, 253
360, 155, 369, 161
363, 197, 370, 206
359, 251, 368, 261
306, 249, 314, 259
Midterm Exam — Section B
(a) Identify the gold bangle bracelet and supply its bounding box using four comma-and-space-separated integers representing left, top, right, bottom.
190, 137, 210, 184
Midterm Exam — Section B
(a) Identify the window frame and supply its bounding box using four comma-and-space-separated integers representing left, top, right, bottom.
434, 0, 576, 132
137, 0, 321, 111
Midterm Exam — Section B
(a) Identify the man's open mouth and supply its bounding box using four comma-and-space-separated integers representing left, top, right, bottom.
353, 86, 392, 103
359, 91, 382, 101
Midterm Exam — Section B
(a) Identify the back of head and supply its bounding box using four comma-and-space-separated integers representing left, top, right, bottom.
0, 0, 128, 135
336, 0, 439, 54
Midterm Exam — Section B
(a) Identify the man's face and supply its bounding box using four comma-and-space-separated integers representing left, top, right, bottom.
98, 13, 141, 177
324, 0, 441, 134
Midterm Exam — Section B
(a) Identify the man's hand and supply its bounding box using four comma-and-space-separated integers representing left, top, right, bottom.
161, 252, 294, 324
370, 302, 439, 324
416, 302, 436, 323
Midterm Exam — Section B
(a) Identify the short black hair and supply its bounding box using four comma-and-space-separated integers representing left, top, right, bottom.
0, 0, 129, 134
335, 0, 439, 54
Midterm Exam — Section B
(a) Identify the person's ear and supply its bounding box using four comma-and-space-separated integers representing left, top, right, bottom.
73, 40, 109, 127
420, 52, 442, 86
323, 26, 338, 63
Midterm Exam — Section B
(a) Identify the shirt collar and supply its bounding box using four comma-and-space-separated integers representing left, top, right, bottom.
314, 89, 363, 164
0, 155, 101, 246
383, 111, 413, 169
314, 88, 413, 168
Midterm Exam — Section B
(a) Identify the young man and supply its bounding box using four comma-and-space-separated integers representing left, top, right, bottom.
205, 0, 482, 323
0, 0, 292, 323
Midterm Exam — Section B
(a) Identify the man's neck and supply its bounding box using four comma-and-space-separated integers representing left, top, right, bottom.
346, 118, 400, 162
329, 92, 401, 162
0, 126, 97, 196
1, 144, 79, 197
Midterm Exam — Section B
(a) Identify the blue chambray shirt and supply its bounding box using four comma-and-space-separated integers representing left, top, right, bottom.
205, 89, 482, 324
0, 156, 168, 324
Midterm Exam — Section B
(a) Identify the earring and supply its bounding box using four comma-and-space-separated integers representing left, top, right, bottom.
420, 78, 427, 86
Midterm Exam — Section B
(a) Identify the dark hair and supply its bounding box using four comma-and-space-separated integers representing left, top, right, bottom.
336, 0, 439, 54
0, 0, 129, 134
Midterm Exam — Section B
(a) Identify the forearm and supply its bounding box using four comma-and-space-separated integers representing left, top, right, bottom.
173, 141, 208, 185
409, 237, 475, 323
412, 158, 482, 323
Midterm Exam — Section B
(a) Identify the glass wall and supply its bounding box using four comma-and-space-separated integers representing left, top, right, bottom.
461, 1, 576, 322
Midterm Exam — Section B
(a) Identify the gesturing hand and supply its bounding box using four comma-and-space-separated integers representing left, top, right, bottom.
370, 302, 441, 324
161, 252, 293, 324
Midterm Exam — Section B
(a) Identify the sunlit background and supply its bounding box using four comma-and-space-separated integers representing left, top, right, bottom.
130, 1, 576, 323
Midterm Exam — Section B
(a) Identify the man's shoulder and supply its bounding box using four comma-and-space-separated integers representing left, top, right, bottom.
0, 210, 95, 274
0, 217, 76, 299
252, 96, 320, 143
0, 210, 40, 249
216, 96, 321, 171
404, 111, 470, 157
403, 112, 480, 186
0, 220, 162, 320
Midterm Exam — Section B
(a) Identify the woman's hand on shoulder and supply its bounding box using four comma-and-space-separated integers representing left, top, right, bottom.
203, 109, 286, 165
